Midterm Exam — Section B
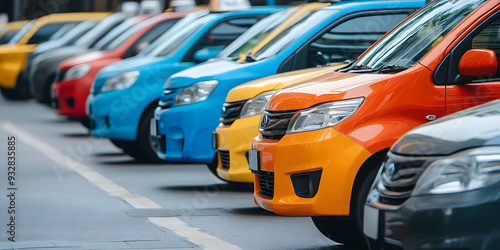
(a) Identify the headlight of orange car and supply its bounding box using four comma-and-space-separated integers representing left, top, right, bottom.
287, 97, 364, 134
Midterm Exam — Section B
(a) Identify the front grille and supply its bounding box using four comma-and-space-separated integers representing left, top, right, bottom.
56, 69, 67, 83
259, 110, 296, 140
220, 100, 246, 125
158, 134, 166, 153
219, 150, 230, 170
259, 170, 274, 198
377, 152, 429, 205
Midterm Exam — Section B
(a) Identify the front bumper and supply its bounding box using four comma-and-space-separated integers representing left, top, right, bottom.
365, 183, 500, 250
252, 128, 372, 216
88, 85, 159, 141
155, 99, 221, 163
53, 76, 93, 118
215, 115, 261, 183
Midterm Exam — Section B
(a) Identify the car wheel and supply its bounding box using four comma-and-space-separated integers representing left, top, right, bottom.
129, 104, 165, 163
206, 155, 226, 181
311, 216, 367, 248
311, 168, 379, 249
34, 74, 55, 104
110, 139, 135, 154
0, 73, 31, 100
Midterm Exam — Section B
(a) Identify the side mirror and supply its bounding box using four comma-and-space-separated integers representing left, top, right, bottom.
459, 49, 497, 77
193, 46, 224, 63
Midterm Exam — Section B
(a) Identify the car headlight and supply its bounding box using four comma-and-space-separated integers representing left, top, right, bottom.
240, 91, 276, 119
287, 98, 364, 134
64, 64, 91, 81
102, 71, 140, 92
413, 147, 500, 195
175, 80, 218, 106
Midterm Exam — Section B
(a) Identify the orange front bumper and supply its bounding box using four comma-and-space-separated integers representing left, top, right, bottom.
253, 128, 371, 216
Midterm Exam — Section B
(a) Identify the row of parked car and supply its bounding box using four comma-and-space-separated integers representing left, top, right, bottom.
2, 0, 500, 249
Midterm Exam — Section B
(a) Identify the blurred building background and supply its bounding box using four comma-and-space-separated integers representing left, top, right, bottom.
1, 0, 281, 21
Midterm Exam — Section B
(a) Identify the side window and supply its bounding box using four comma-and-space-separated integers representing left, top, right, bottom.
470, 18, 500, 82
306, 13, 409, 68
27, 23, 66, 44
124, 19, 180, 59
472, 18, 500, 55
183, 16, 261, 63
439, 16, 500, 85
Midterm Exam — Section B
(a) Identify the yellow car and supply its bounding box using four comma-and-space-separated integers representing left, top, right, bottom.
215, 64, 344, 183
0, 12, 110, 99
0, 20, 30, 45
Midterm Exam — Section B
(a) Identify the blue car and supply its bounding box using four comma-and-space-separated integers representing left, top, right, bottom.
154, 0, 427, 167
87, 7, 283, 162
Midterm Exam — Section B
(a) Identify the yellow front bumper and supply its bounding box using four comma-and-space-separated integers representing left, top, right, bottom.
215, 115, 261, 183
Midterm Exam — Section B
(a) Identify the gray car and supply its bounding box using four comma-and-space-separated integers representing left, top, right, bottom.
365, 99, 500, 250
28, 13, 129, 104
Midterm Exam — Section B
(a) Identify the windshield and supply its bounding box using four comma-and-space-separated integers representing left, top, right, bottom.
56, 20, 98, 45
8, 20, 34, 45
139, 9, 209, 56
0, 31, 18, 44
74, 13, 125, 47
252, 9, 336, 61
92, 18, 138, 50
217, 6, 300, 59
142, 14, 217, 57
348, 0, 487, 72
48, 22, 78, 41
103, 17, 156, 51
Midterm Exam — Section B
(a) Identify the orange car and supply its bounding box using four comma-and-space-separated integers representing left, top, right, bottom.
250, 0, 500, 247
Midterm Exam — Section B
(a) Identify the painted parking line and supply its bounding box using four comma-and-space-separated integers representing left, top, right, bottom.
0, 121, 240, 250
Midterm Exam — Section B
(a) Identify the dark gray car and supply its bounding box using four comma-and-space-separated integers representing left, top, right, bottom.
29, 13, 129, 104
365, 99, 500, 250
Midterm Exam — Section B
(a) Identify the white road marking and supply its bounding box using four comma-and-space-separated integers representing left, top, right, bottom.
0, 121, 240, 250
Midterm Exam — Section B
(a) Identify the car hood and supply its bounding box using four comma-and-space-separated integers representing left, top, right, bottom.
226, 65, 343, 102
92, 56, 172, 92
266, 71, 391, 111
167, 59, 252, 89
35, 40, 66, 54
60, 51, 107, 70
98, 56, 164, 76
392, 99, 500, 156
0, 44, 37, 54
36, 46, 93, 64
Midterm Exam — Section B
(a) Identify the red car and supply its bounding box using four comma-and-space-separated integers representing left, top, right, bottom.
53, 12, 187, 122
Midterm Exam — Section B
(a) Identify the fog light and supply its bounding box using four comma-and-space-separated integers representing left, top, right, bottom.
291, 170, 322, 198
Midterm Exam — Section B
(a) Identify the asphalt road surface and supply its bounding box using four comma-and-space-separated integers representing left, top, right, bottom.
0, 96, 351, 250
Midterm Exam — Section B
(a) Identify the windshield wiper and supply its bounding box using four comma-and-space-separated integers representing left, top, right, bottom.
377, 65, 409, 74
244, 53, 256, 62
345, 64, 373, 73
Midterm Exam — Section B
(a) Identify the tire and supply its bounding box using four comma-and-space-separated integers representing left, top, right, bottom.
34, 74, 55, 104
312, 151, 386, 249
0, 73, 31, 100
206, 155, 226, 181
127, 104, 165, 163
311, 216, 367, 248
110, 139, 135, 153
79, 118, 90, 129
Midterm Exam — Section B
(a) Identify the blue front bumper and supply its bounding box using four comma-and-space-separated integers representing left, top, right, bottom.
88, 85, 161, 141
155, 99, 221, 163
